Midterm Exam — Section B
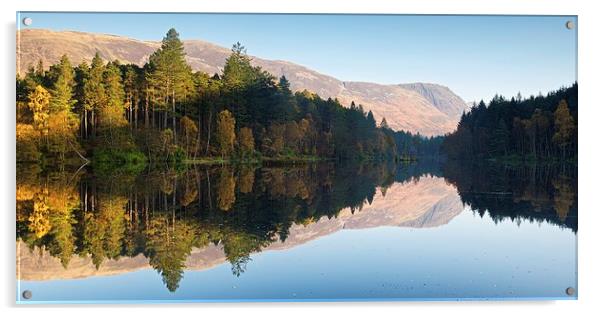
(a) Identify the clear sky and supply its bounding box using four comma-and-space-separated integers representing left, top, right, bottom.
18, 12, 577, 103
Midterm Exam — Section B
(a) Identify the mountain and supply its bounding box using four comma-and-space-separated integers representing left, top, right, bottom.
16, 29, 468, 136
17, 176, 463, 281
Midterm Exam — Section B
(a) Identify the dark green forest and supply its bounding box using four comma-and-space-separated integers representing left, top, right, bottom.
17, 28, 444, 170
442, 84, 577, 162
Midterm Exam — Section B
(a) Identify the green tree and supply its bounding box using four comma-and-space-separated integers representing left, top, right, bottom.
98, 61, 130, 149
148, 28, 192, 143
48, 55, 76, 113
83, 53, 107, 138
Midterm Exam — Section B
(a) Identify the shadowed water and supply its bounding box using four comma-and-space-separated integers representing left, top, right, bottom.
16, 161, 577, 302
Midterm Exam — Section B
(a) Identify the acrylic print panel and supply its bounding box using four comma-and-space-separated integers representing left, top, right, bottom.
15, 12, 577, 303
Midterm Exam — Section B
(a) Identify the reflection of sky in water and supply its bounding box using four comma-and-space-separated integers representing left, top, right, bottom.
18, 204, 577, 302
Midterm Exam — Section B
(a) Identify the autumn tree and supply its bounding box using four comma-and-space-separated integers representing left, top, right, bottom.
216, 169, 236, 211
16, 124, 40, 162
553, 99, 576, 160
216, 110, 236, 158
237, 127, 255, 158
180, 116, 199, 157
27, 85, 51, 139
262, 123, 285, 156
47, 110, 79, 161
284, 121, 301, 152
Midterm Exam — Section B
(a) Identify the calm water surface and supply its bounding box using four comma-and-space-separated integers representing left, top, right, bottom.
16, 161, 577, 302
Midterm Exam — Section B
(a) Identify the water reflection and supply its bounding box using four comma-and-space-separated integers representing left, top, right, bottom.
16, 161, 576, 295
442, 161, 577, 232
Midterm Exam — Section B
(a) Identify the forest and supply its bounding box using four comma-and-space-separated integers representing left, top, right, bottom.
442, 84, 577, 162
16, 28, 447, 170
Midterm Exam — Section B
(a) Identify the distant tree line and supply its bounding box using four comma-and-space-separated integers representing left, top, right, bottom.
16, 28, 430, 167
393, 130, 444, 160
442, 83, 577, 162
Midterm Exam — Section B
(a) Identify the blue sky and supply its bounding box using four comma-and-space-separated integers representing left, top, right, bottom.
18, 12, 577, 102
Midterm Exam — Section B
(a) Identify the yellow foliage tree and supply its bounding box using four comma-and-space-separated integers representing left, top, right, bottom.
553, 99, 576, 160
180, 116, 199, 156
27, 85, 51, 138
16, 123, 41, 162
28, 188, 51, 239
237, 127, 254, 158
47, 110, 79, 161
217, 169, 236, 211
216, 110, 236, 158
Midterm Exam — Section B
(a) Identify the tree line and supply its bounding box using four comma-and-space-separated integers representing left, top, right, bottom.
16, 28, 427, 167
442, 83, 577, 162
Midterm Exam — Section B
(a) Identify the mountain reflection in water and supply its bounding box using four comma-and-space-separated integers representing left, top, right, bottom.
16, 161, 576, 295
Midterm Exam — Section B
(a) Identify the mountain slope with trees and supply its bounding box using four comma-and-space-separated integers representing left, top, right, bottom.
17, 28, 412, 167
17, 28, 469, 136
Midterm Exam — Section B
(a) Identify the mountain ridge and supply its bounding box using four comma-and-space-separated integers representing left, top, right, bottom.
17, 28, 468, 136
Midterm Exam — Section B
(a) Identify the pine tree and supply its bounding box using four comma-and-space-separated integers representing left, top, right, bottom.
148, 28, 192, 143
380, 117, 389, 129
83, 53, 107, 138
48, 55, 76, 113
74, 61, 90, 138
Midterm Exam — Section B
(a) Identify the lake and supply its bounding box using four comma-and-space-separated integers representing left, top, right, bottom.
16, 161, 577, 302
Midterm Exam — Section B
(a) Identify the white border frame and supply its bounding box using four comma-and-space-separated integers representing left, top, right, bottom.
2, 0, 600, 315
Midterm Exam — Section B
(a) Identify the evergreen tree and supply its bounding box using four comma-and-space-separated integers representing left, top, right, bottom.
83, 53, 107, 138
48, 55, 76, 113
148, 28, 192, 143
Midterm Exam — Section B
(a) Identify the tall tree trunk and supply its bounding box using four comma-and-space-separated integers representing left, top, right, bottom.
206, 109, 212, 155
134, 96, 139, 130
145, 93, 149, 128
91, 110, 95, 138
128, 95, 132, 127
172, 89, 177, 144
84, 109, 88, 139
152, 102, 156, 129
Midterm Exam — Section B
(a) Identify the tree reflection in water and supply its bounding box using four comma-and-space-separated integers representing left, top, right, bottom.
16, 160, 576, 292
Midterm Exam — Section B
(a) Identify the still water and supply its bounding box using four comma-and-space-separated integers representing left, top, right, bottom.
16, 161, 577, 302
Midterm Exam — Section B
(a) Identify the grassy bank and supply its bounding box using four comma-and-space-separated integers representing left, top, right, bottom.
485, 154, 577, 167
185, 155, 331, 165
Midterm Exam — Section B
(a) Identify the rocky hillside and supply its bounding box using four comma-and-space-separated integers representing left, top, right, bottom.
17, 29, 468, 136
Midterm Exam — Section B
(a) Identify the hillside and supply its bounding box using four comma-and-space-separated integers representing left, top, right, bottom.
17, 29, 468, 136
